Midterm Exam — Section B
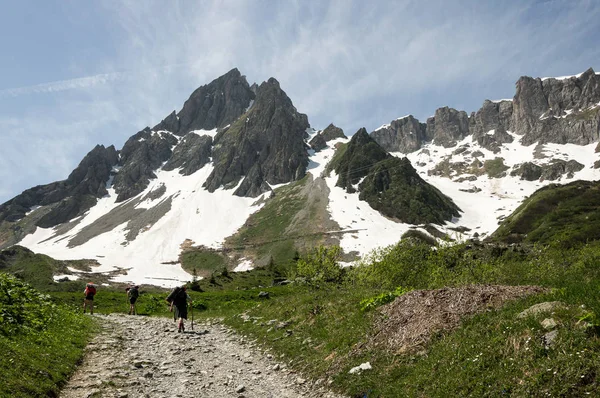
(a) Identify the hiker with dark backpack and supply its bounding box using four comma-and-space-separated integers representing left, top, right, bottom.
165, 285, 192, 333
83, 282, 97, 314
126, 284, 140, 315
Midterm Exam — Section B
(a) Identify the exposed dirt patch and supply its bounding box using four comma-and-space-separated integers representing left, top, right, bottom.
370, 285, 546, 353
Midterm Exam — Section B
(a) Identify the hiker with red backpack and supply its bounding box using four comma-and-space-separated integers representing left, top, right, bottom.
165, 285, 192, 333
83, 282, 97, 314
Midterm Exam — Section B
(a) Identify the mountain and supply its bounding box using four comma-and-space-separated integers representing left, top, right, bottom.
2, 67, 600, 286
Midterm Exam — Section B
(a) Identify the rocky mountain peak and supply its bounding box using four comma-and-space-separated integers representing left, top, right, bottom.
154, 67, 255, 135
202, 76, 310, 197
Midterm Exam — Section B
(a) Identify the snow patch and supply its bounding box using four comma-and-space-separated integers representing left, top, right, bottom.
189, 128, 218, 138
233, 258, 254, 272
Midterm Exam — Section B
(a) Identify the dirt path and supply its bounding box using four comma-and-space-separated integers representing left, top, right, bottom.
60, 314, 344, 398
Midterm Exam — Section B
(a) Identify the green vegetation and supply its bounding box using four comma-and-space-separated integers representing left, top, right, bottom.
211, 240, 600, 397
358, 157, 461, 224
492, 180, 600, 247
180, 248, 229, 275
0, 245, 89, 292
295, 245, 345, 286
324, 141, 348, 174
226, 177, 308, 265
332, 128, 389, 190
0, 273, 95, 397
484, 157, 509, 178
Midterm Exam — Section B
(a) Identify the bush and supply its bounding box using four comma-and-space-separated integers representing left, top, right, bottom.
0, 273, 56, 336
295, 245, 344, 286
348, 240, 432, 290
360, 286, 413, 311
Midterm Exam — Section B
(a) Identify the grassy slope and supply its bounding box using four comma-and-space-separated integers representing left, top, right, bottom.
224, 175, 336, 267
491, 180, 600, 246
213, 241, 600, 397
0, 245, 87, 292
0, 273, 95, 398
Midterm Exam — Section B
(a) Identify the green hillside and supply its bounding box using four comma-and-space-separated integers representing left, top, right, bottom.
491, 180, 600, 247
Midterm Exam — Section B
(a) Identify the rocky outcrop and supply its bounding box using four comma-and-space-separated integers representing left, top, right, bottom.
309, 124, 346, 151
510, 162, 543, 181
308, 133, 327, 151
512, 68, 600, 145
371, 116, 429, 153
203, 78, 310, 197
369, 68, 600, 154
320, 124, 345, 141
0, 145, 118, 225
154, 68, 255, 135
539, 160, 584, 181
163, 133, 212, 175
112, 129, 179, 202
470, 100, 514, 152
333, 128, 389, 192
427, 107, 470, 148
358, 157, 461, 224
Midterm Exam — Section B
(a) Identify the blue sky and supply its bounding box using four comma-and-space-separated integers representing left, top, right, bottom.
1, 0, 599, 203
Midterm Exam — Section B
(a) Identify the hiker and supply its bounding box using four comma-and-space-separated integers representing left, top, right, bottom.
83, 282, 96, 314
126, 284, 140, 315
166, 285, 192, 332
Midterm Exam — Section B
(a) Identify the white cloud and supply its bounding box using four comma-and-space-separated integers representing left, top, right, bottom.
1, 0, 599, 203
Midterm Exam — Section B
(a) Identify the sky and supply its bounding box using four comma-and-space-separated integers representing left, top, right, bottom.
1, 0, 599, 203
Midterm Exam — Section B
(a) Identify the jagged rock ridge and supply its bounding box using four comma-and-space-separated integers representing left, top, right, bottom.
372, 67, 600, 152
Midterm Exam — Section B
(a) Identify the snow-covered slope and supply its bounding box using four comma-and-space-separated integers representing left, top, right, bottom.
21, 156, 268, 287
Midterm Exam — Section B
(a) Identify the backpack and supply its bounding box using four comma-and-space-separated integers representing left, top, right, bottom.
167, 286, 187, 305
85, 284, 96, 296
128, 286, 139, 299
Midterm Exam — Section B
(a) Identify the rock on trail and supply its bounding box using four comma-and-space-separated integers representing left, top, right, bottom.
60, 314, 344, 398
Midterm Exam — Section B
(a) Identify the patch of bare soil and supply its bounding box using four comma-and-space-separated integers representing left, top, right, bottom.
370, 285, 546, 353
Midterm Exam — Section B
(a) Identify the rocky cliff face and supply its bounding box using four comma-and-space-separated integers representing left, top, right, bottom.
0, 144, 118, 225
371, 116, 428, 153
372, 67, 600, 152
203, 77, 310, 197
153, 68, 255, 135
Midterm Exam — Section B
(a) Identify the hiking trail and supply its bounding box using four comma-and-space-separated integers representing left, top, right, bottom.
60, 314, 344, 398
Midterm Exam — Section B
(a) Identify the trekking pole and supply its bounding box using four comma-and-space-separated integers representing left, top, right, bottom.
191, 303, 194, 331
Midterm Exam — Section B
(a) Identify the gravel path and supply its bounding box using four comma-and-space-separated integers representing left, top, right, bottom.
60, 314, 344, 398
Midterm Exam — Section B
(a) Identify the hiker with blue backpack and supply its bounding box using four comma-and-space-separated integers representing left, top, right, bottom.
166, 285, 193, 332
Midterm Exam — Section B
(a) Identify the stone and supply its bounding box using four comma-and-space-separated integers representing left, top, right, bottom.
258, 291, 270, 299
541, 318, 558, 330
348, 362, 373, 374
235, 385, 246, 393
517, 301, 564, 319
543, 330, 559, 348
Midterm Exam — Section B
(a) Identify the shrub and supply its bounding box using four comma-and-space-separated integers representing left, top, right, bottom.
360, 286, 413, 311
0, 273, 56, 336
295, 245, 344, 286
